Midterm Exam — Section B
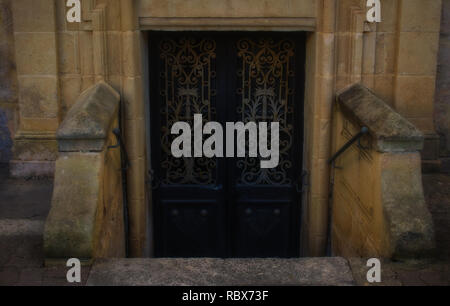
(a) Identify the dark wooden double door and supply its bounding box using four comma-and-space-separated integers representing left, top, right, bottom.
149, 32, 305, 258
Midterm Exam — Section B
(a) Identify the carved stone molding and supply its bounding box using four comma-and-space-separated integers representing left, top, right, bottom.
139, 17, 316, 31
336, 2, 378, 89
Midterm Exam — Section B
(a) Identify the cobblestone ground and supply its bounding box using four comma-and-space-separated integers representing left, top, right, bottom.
0, 164, 449, 286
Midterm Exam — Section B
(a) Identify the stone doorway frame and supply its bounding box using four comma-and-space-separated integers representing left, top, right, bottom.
137, 6, 335, 257
142, 29, 307, 258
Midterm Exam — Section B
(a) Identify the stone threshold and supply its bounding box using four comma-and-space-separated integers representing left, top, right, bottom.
87, 257, 355, 286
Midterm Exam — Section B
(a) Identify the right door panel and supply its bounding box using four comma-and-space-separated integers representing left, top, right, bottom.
230, 34, 305, 257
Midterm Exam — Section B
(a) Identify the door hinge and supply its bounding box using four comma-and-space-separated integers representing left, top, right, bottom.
295, 170, 309, 194
148, 169, 160, 190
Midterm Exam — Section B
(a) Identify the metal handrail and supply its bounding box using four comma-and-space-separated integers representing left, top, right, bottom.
326, 126, 369, 256
108, 126, 130, 257
110, 128, 130, 170
328, 126, 369, 165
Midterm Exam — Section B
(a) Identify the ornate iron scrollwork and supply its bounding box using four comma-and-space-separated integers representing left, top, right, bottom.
158, 37, 217, 185
236, 38, 296, 185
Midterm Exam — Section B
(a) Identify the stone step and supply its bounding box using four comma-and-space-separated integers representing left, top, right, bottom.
0, 219, 45, 268
87, 257, 355, 286
0, 219, 45, 237
0, 179, 53, 220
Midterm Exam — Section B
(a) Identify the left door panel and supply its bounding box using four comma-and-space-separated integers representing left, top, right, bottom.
149, 33, 228, 257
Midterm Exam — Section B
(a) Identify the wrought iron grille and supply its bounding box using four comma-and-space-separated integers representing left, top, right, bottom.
158, 37, 218, 185
236, 38, 296, 185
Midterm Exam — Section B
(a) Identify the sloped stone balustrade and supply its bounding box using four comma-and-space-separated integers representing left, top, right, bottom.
331, 84, 435, 259
44, 82, 126, 263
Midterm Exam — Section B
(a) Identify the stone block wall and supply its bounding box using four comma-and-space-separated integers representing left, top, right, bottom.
4, 0, 147, 257
0, 0, 17, 164
333, 0, 442, 162
436, 0, 450, 161
8, 0, 60, 177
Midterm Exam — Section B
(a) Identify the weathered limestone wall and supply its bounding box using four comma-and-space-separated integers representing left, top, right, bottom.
394, 0, 442, 163
334, 0, 442, 161
0, 0, 17, 164
8, 0, 148, 257
436, 0, 450, 161
332, 84, 434, 258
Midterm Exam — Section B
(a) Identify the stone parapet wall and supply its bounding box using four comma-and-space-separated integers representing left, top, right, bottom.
332, 84, 435, 258
44, 82, 125, 262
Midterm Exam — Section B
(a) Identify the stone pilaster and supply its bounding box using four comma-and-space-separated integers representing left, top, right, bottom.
301, 0, 337, 257
120, 0, 148, 258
